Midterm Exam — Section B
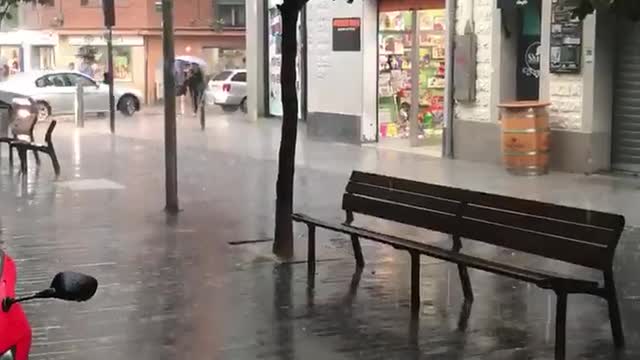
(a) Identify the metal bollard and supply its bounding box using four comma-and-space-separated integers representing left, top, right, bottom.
0, 106, 9, 137
74, 83, 84, 128
200, 93, 205, 130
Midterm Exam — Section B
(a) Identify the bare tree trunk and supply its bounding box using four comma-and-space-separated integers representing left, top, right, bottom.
273, 0, 303, 259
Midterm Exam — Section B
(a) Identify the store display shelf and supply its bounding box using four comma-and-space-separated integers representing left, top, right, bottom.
379, 29, 412, 34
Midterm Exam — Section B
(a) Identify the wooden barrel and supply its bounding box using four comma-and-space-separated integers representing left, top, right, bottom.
498, 101, 551, 176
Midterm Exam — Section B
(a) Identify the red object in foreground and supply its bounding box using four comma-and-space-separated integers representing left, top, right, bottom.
0, 251, 31, 360
0, 251, 97, 360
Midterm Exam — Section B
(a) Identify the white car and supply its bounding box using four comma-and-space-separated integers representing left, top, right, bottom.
0, 71, 144, 121
206, 69, 247, 113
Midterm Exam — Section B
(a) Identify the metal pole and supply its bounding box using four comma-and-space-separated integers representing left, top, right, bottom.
162, 0, 179, 213
107, 27, 115, 133
443, 0, 457, 158
75, 83, 85, 128
409, 10, 420, 147
200, 94, 205, 130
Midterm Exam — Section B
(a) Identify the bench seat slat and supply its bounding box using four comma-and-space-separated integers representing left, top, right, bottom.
346, 181, 459, 215
463, 204, 615, 247
343, 193, 608, 269
350, 171, 624, 231
292, 213, 599, 291
347, 179, 616, 247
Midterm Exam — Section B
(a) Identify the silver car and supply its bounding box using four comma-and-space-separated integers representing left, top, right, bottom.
0, 71, 144, 121
206, 69, 247, 113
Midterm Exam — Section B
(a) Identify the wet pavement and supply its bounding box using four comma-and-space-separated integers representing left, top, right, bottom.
2, 107, 640, 359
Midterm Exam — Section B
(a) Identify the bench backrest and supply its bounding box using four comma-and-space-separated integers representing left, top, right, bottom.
342, 171, 625, 270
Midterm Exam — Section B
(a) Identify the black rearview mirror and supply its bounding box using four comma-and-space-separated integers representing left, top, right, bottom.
49, 272, 98, 302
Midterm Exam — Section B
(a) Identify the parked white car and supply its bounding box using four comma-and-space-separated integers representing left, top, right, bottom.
206, 69, 247, 113
0, 71, 144, 121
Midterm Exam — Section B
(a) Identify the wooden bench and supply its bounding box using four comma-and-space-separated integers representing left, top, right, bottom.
10, 120, 60, 175
292, 171, 625, 360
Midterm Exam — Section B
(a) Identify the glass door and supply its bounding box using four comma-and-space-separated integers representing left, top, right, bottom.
414, 9, 446, 148
378, 8, 446, 153
378, 11, 414, 144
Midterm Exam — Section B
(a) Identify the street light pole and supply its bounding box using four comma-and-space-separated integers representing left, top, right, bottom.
162, 0, 179, 213
107, 27, 115, 133
102, 0, 116, 133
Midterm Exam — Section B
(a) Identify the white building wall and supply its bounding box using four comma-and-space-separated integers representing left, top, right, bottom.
306, 0, 363, 116
454, 0, 495, 124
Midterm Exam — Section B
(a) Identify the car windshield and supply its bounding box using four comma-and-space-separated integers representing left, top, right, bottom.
212, 71, 232, 81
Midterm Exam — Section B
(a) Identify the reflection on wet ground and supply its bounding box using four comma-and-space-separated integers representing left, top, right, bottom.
1, 111, 640, 359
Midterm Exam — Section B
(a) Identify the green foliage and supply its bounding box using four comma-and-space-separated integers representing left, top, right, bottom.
0, 0, 53, 23
574, 0, 640, 21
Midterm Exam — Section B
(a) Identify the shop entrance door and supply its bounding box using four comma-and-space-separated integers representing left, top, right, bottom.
612, 19, 640, 172
377, 2, 446, 155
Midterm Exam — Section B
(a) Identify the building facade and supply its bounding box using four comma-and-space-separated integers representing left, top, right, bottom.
19, 0, 246, 103
248, 0, 640, 174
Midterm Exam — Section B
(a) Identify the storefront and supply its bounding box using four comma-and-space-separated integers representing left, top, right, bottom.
377, 1, 446, 156
254, 0, 632, 173
0, 30, 58, 77
304, 0, 448, 149
61, 35, 143, 85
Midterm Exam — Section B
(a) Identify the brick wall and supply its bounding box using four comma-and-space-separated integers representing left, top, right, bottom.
20, 0, 216, 30
548, 74, 583, 130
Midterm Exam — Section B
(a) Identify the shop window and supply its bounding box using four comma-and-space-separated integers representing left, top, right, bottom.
216, 0, 245, 27
31, 46, 55, 70
73, 46, 132, 82
0, 46, 21, 75
81, 0, 128, 7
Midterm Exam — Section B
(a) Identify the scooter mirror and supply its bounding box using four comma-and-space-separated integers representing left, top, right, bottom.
48, 272, 98, 302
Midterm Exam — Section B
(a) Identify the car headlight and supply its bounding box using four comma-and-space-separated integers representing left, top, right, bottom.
0, 348, 15, 360
15, 108, 31, 119
11, 98, 31, 107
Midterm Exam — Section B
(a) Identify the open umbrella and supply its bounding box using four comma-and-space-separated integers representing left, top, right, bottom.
175, 55, 207, 67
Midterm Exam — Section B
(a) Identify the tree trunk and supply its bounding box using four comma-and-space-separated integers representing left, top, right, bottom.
273, 0, 302, 259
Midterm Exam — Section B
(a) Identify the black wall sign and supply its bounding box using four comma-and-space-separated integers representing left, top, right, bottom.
550, 0, 582, 73
332, 18, 361, 52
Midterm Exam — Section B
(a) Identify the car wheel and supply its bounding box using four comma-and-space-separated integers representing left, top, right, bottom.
240, 98, 248, 114
118, 95, 137, 116
36, 101, 51, 122
221, 105, 238, 113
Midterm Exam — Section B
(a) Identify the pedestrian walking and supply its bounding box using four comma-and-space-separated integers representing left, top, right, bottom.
186, 64, 205, 116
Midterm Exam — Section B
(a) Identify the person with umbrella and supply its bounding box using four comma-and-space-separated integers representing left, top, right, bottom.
185, 63, 206, 116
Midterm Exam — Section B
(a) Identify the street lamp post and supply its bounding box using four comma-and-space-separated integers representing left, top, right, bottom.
107, 27, 115, 133
102, 0, 116, 133
161, 0, 179, 213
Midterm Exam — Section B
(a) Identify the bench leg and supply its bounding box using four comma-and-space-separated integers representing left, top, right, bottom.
48, 147, 60, 175
457, 265, 474, 302
410, 251, 420, 313
8, 144, 13, 166
350, 234, 365, 268
307, 224, 316, 275
452, 236, 474, 301
33, 149, 41, 165
605, 273, 625, 348
555, 291, 568, 360
17, 147, 27, 174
